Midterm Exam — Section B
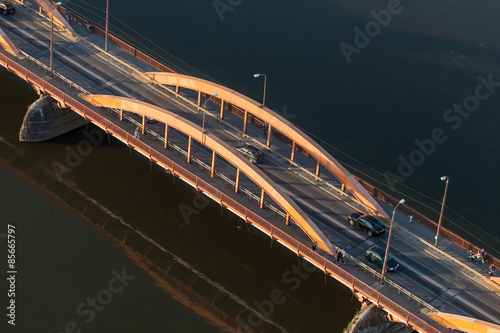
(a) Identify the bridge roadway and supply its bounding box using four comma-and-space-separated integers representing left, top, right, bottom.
1, 3, 499, 332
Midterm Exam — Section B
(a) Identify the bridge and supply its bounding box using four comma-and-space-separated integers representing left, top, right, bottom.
1, 1, 499, 332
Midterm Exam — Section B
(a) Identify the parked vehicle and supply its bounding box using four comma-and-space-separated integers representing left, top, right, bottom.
233, 143, 264, 164
0, 1, 15, 15
365, 246, 400, 272
347, 212, 386, 237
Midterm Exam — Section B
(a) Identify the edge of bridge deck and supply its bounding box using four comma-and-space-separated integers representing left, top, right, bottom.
145, 72, 390, 220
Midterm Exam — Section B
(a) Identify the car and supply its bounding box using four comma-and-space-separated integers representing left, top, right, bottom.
233, 143, 264, 164
347, 212, 386, 237
365, 246, 400, 272
0, 1, 15, 15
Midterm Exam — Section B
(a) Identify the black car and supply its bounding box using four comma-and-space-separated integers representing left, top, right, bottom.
0, 1, 15, 15
365, 246, 400, 272
347, 212, 386, 237
233, 143, 264, 164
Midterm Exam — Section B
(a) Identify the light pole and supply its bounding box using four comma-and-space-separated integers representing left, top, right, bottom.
435, 176, 449, 247
50, 12, 54, 75
253, 73, 267, 106
202, 93, 218, 141
381, 198, 405, 283
105, 0, 109, 52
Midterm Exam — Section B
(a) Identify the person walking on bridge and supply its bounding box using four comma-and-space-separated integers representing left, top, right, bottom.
134, 126, 140, 139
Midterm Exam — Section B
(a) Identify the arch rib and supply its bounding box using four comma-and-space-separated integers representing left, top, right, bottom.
82, 94, 336, 255
145, 72, 388, 218
428, 312, 500, 333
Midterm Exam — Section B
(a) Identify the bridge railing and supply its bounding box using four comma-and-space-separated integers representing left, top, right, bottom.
0, 54, 443, 333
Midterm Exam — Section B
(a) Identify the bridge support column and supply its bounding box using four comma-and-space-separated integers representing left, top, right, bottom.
119, 109, 124, 121
291, 141, 296, 162
175, 86, 180, 94
220, 100, 225, 120
235, 169, 241, 193
285, 213, 290, 225
164, 125, 169, 149
316, 160, 321, 177
210, 151, 217, 178
267, 124, 272, 147
341, 183, 346, 192
187, 136, 193, 163
141, 116, 146, 135
259, 189, 266, 209
243, 110, 248, 133
197, 91, 202, 107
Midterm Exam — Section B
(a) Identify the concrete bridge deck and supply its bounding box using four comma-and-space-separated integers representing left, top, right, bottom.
0, 1, 499, 332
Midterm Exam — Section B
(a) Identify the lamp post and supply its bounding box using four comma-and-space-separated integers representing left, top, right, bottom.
202, 93, 218, 140
435, 176, 449, 247
381, 198, 405, 282
253, 73, 267, 106
105, 0, 109, 52
50, 12, 53, 75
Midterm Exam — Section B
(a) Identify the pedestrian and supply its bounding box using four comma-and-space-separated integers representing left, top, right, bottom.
312, 242, 317, 252
480, 248, 485, 264
336, 249, 342, 263
134, 126, 140, 138
66, 10, 70, 21
476, 250, 483, 264
341, 249, 346, 264
408, 214, 413, 224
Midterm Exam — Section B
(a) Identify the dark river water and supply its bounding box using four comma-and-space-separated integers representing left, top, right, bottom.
1, 0, 500, 332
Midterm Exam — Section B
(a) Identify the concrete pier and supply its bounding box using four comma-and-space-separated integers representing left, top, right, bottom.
19, 95, 87, 142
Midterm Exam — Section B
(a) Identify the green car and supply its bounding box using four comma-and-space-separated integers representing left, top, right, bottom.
365, 246, 400, 272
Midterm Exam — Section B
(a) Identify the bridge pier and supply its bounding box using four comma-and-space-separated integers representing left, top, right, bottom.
19, 95, 87, 142
235, 169, 241, 193
141, 115, 146, 134
291, 141, 297, 162
243, 110, 248, 133
345, 303, 414, 333
266, 124, 272, 147
259, 189, 266, 209
187, 136, 193, 163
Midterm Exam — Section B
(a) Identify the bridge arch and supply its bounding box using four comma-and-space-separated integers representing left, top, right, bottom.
83, 94, 336, 255
145, 72, 388, 218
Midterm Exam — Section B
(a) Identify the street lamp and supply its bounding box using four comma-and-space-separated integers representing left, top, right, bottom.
253, 73, 267, 106
202, 93, 218, 139
105, 0, 109, 52
381, 198, 405, 282
435, 176, 449, 247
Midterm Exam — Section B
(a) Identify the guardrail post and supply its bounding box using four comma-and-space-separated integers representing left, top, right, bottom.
220, 100, 225, 120
259, 189, 266, 209
235, 168, 241, 193
210, 151, 217, 178
267, 124, 272, 147
164, 125, 169, 149
291, 141, 297, 162
141, 116, 146, 134
187, 136, 193, 163
243, 110, 248, 133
